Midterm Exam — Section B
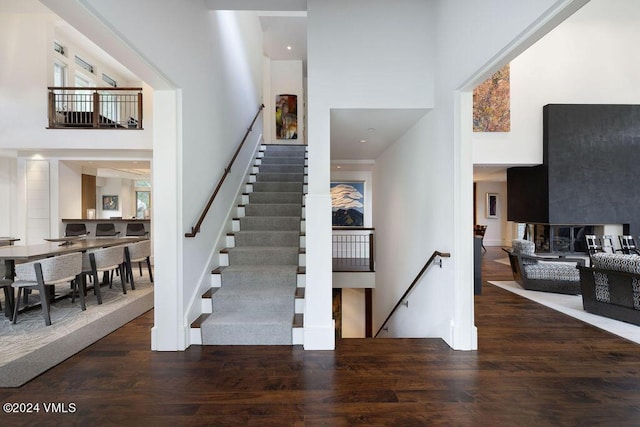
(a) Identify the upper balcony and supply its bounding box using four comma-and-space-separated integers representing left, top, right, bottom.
47, 87, 143, 130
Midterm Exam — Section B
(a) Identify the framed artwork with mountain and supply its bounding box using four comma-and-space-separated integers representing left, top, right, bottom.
331, 182, 364, 227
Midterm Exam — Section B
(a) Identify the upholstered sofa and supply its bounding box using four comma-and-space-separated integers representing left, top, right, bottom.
504, 239, 585, 294
578, 253, 640, 326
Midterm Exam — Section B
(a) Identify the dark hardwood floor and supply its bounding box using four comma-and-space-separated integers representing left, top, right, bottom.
2, 247, 640, 426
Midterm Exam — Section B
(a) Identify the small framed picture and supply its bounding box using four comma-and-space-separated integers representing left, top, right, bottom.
102, 195, 119, 211
486, 193, 499, 219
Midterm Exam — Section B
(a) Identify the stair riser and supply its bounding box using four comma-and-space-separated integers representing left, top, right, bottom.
256, 165, 306, 174
213, 295, 294, 313
258, 157, 306, 165
244, 204, 301, 217
228, 248, 299, 265
233, 232, 299, 247
202, 324, 293, 345
239, 217, 301, 231
255, 173, 305, 183
247, 193, 303, 204
249, 182, 304, 193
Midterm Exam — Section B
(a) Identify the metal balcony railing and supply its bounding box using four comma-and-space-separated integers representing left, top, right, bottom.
332, 227, 375, 272
47, 87, 143, 129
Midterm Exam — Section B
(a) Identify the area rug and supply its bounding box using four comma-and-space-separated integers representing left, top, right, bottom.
489, 280, 640, 345
0, 273, 153, 387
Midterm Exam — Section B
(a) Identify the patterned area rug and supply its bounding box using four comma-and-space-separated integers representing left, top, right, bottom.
0, 272, 153, 387
489, 280, 640, 345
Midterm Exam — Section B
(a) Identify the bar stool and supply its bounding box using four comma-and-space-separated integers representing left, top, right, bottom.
95, 223, 120, 238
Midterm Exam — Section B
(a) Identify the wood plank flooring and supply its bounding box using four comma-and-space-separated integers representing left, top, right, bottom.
1, 247, 640, 425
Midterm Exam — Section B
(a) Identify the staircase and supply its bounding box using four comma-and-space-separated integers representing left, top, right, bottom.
198, 144, 306, 345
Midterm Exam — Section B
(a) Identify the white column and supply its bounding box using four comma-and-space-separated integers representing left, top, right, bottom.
452, 90, 478, 350
151, 89, 185, 351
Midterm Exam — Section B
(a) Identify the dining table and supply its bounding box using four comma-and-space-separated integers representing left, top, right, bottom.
0, 236, 148, 318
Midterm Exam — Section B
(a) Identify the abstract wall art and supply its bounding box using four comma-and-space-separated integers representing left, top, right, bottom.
275, 94, 298, 140
473, 64, 510, 132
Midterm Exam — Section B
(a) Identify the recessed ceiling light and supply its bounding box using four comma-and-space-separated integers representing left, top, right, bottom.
287, 46, 292, 50
359, 139, 367, 143
337, 166, 341, 169
367, 128, 375, 133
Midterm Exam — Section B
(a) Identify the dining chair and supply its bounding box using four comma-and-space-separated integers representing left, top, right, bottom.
81, 245, 128, 299
584, 234, 601, 254
619, 235, 640, 255
124, 240, 153, 290
0, 262, 14, 321
601, 235, 616, 254
95, 223, 120, 238
12, 252, 83, 326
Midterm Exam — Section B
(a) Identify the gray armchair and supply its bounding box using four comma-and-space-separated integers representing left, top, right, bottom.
503, 239, 585, 295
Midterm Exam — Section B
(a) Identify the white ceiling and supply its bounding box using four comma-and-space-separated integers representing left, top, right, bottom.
330, 109, 429, 162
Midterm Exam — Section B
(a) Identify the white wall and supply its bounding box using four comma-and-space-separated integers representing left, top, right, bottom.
0, 156, 17, 237
475, 181, 511, 246
46, 1, 265, 350
341, 288, 366, 338
473, 0, 640, 165
0, 9, 152, 152
306, 0, 436, 350
369, 0, 585, 349
270, 60, 304, 144
58, 160, 82, 222
95, 177, 136, 219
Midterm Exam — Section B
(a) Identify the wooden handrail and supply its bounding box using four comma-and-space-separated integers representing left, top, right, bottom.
185, 104, 265, 238
374, 250, 451, 338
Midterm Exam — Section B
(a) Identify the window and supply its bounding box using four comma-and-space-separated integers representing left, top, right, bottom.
135, 181, 151, 219
74, 55, 94, 74
74, 73, 94, 112
53, 62, 66, 87
102, 73, 117, 87
54, 41, 65, 56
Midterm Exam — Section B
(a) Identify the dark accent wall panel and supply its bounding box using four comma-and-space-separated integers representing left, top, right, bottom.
507, 165, 548, 223
544, 104, 640, 231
